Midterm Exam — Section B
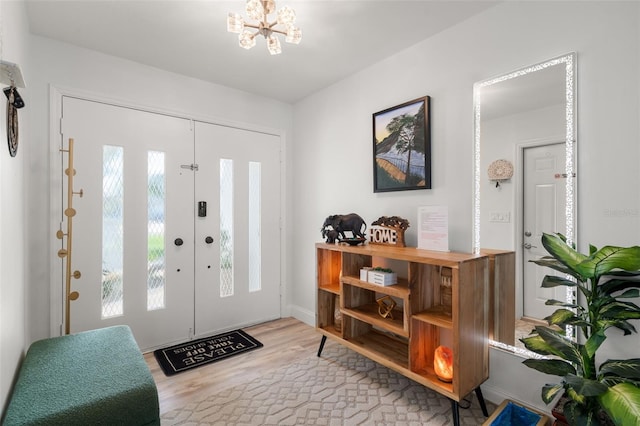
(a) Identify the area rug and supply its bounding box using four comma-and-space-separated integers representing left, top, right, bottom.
161, 341, 495, 425
154, 329, 263, 376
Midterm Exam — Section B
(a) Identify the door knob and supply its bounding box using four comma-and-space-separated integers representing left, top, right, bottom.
174, 238, 184, 246
205, 236, 214, 244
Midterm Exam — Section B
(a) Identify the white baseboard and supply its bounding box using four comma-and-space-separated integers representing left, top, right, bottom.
288, 304, 315, 327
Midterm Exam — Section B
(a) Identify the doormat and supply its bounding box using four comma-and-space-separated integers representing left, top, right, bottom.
154, 329, 263, 376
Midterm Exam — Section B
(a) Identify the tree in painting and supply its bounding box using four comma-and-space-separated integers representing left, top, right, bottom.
387, 109, 424, 184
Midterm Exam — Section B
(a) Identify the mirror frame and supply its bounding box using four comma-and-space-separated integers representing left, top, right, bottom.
472, 52, 577, 355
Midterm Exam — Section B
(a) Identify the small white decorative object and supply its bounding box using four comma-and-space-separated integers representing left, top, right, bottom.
487, 159, 514, 187
368, 269, 397, 286
360, 267, 372, 281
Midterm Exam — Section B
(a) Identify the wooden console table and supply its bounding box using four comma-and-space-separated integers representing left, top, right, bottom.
315, 243, 491, 425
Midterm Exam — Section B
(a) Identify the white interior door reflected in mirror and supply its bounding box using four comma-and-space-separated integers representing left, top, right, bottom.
522, 143, 566, 321
472, 53, 577, 356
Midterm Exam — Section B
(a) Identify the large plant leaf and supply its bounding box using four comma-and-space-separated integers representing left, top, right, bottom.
523, 358, 576, 376
584, 330, 606, 359
600, 359, 640, 380
546, 308, 580, 326
614, 289, 640, 299
565, 389, 586, 407
565, 374, 608, 396
576, 246, 640, 281
520, 334, 562, 357
542, 383, 564, 404
602, 320, 637, 336
535, 326, 582, 365
562, 317, 592, 328
601, 377, 640, 388
607, 271, 640, 277
542, 275, 578, 288
545, 299, 581, 309
563, 397, 601, 425
599, 383, 640, 426
600, 302, 640, 320
531, 257, 581, 279
618, 300, 640, 311
541, 233, 588, 277
601, 279, 640, 297
612, 311, 640, 320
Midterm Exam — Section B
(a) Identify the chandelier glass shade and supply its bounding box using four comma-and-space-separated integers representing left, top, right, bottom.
227, 0, 302, 55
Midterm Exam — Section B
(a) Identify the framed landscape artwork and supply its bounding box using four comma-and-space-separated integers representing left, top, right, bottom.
372, 96, 431, 192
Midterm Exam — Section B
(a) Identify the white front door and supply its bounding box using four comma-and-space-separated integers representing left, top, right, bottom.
60, 97, 282, 350
62, 97, 195, 350
522, 142, 566, 320
193, 121, 281, 337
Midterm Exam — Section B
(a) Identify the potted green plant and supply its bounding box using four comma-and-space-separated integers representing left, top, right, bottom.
520, 232, 640, 426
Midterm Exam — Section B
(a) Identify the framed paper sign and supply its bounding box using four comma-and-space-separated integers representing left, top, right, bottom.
373, 96, 431, 192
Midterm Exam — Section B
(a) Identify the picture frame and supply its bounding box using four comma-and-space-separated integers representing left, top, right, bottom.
372, 96, 431, 192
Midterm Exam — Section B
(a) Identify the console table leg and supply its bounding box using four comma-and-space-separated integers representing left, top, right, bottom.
317, 335, 327, 357
450, 399, 460, 426
475, 386, 489, 417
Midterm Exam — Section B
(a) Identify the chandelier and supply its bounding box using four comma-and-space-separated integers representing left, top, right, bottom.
227, 0, 302, 55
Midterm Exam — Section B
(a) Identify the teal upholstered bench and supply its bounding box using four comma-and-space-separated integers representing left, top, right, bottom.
2, 325, 160, 426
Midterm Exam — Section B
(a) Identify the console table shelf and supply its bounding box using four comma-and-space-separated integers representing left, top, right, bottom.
315, 242, 491, 426
342, 305, 407, 337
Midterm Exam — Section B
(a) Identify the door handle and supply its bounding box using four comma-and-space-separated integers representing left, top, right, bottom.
174, 238, 184, 246
523, 243, 537, 249
205, 236, 214, 244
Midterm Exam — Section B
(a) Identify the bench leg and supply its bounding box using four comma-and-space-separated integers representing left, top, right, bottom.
317, 335, 327, 357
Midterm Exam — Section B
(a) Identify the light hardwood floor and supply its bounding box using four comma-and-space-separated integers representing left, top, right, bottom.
145, 317, 321, 415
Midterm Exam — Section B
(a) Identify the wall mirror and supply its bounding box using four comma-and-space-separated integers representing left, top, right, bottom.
472, 53, 577, 356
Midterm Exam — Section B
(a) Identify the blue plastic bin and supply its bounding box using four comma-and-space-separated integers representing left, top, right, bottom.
483, 400, 549, 426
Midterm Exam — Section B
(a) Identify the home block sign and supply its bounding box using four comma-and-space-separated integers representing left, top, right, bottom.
368, 216, 409, 247
370, 226, 401, 245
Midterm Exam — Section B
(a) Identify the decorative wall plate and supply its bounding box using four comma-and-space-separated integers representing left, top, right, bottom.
487, 159, 514, 181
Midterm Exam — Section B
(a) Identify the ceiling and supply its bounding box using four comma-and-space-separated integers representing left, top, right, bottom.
25, 1, 499, 104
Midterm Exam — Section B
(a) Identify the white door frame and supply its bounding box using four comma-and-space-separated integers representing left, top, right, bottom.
48, 85, 287, 338
514, 137, 566, 320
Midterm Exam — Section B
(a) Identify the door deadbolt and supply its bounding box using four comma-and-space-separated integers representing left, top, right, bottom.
524, 231, 532, 237
174, 238, 184, 246
205, 236, 214, 244
198, 201, 207, 217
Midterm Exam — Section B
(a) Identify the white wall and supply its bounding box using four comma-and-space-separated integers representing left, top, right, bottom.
0, 1, 30, 413
291, 0, 639, 413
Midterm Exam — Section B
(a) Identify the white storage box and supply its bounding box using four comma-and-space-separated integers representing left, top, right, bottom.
360, 267, 372, 281
368, 270, 397, 286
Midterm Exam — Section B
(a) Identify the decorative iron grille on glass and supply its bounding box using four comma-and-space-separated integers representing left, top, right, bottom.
227, 0, 302, 55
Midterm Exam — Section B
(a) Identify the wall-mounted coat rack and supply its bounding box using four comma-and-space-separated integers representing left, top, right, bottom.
57, 138, 83, 335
